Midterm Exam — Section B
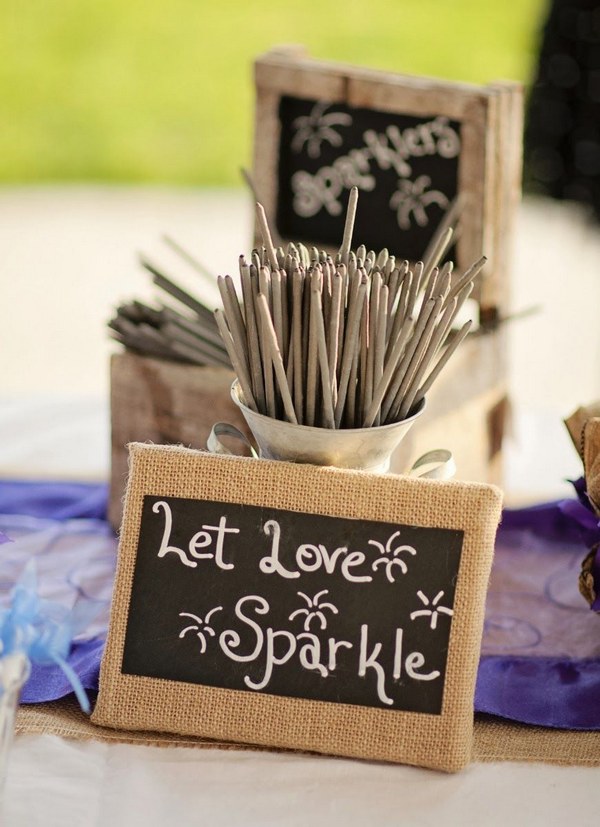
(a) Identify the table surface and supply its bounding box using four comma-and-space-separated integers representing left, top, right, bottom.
3, 188, 600, 825
7, 734, 600, 827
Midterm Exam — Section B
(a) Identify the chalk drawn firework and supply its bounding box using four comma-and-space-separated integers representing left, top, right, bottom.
389, 175, 449, 230
291, 102, 353, 159
178, 606, 222, 653
369, 532, 417, 583
288, 590, 339, 631
410, 591, 454, 630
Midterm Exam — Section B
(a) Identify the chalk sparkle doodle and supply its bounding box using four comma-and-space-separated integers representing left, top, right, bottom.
288, 590, 338, 631
291, 101, 352, 159
368, 531, 417, 583
389, 175, 449, 230
410, 590, 454, 630
178, 607, 223, 653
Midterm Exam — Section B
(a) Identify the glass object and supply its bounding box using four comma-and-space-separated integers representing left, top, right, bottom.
0, 653, 30, 802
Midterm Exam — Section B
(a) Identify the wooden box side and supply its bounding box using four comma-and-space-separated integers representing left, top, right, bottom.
109, 351, 252, 528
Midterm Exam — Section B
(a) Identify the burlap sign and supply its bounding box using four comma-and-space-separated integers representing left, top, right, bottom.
93, 443, 502, 772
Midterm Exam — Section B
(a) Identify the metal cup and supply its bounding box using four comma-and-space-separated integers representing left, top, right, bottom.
231, 380, 425, 474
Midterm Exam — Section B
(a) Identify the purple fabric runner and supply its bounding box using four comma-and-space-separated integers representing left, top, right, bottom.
476, 657, 600, 729
0, 481, 115, 704
21, 638, 105, 704
0, 479, 108, 521
2, 478, 600, 729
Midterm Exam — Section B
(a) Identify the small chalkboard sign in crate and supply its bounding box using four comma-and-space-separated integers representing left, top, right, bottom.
93, 444, 502, 772
253, 47, 522, 483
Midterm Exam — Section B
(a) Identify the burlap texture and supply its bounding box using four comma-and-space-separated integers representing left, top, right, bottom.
583, 418, 600, 514
565, 403, 600, 460
473, 715, 600, 766
564, 412, 600, 606
92, 443, 502, 772
17, 696, 256, 751
18, 699, 600, 767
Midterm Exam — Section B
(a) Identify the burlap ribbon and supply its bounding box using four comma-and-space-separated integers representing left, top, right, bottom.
582, 419, 600, 516
565, 404, 600, 607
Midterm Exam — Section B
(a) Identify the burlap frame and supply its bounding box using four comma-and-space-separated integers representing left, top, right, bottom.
92, 443, 502, 772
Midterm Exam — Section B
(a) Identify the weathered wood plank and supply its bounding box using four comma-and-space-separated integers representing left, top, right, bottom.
109, 352, 253, 528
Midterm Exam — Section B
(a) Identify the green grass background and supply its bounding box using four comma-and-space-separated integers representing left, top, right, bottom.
1, 0, 545, 184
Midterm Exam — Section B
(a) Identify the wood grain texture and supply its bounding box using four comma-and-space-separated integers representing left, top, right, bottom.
109, 352, 252, 528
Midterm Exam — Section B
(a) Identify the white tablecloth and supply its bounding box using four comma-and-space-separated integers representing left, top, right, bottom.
6, 735, 598, 827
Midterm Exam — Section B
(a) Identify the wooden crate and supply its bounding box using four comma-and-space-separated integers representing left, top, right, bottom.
108, 351, 252, 528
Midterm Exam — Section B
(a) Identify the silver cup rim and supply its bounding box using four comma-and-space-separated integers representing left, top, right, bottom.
230, 380, 425, 436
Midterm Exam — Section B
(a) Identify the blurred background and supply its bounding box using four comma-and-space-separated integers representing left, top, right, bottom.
2, 0, 599, 500
1, 0, 545, 184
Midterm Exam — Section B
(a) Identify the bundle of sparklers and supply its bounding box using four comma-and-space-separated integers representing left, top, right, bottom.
108, 239, 230, 368
109, 187, 483, 428
216, 188, 482, 429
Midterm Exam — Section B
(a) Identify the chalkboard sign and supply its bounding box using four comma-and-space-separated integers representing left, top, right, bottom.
277, 95, 460, 260
122, 495, 463, 714
94, 444, 502, 770
253, 47, 523, 314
